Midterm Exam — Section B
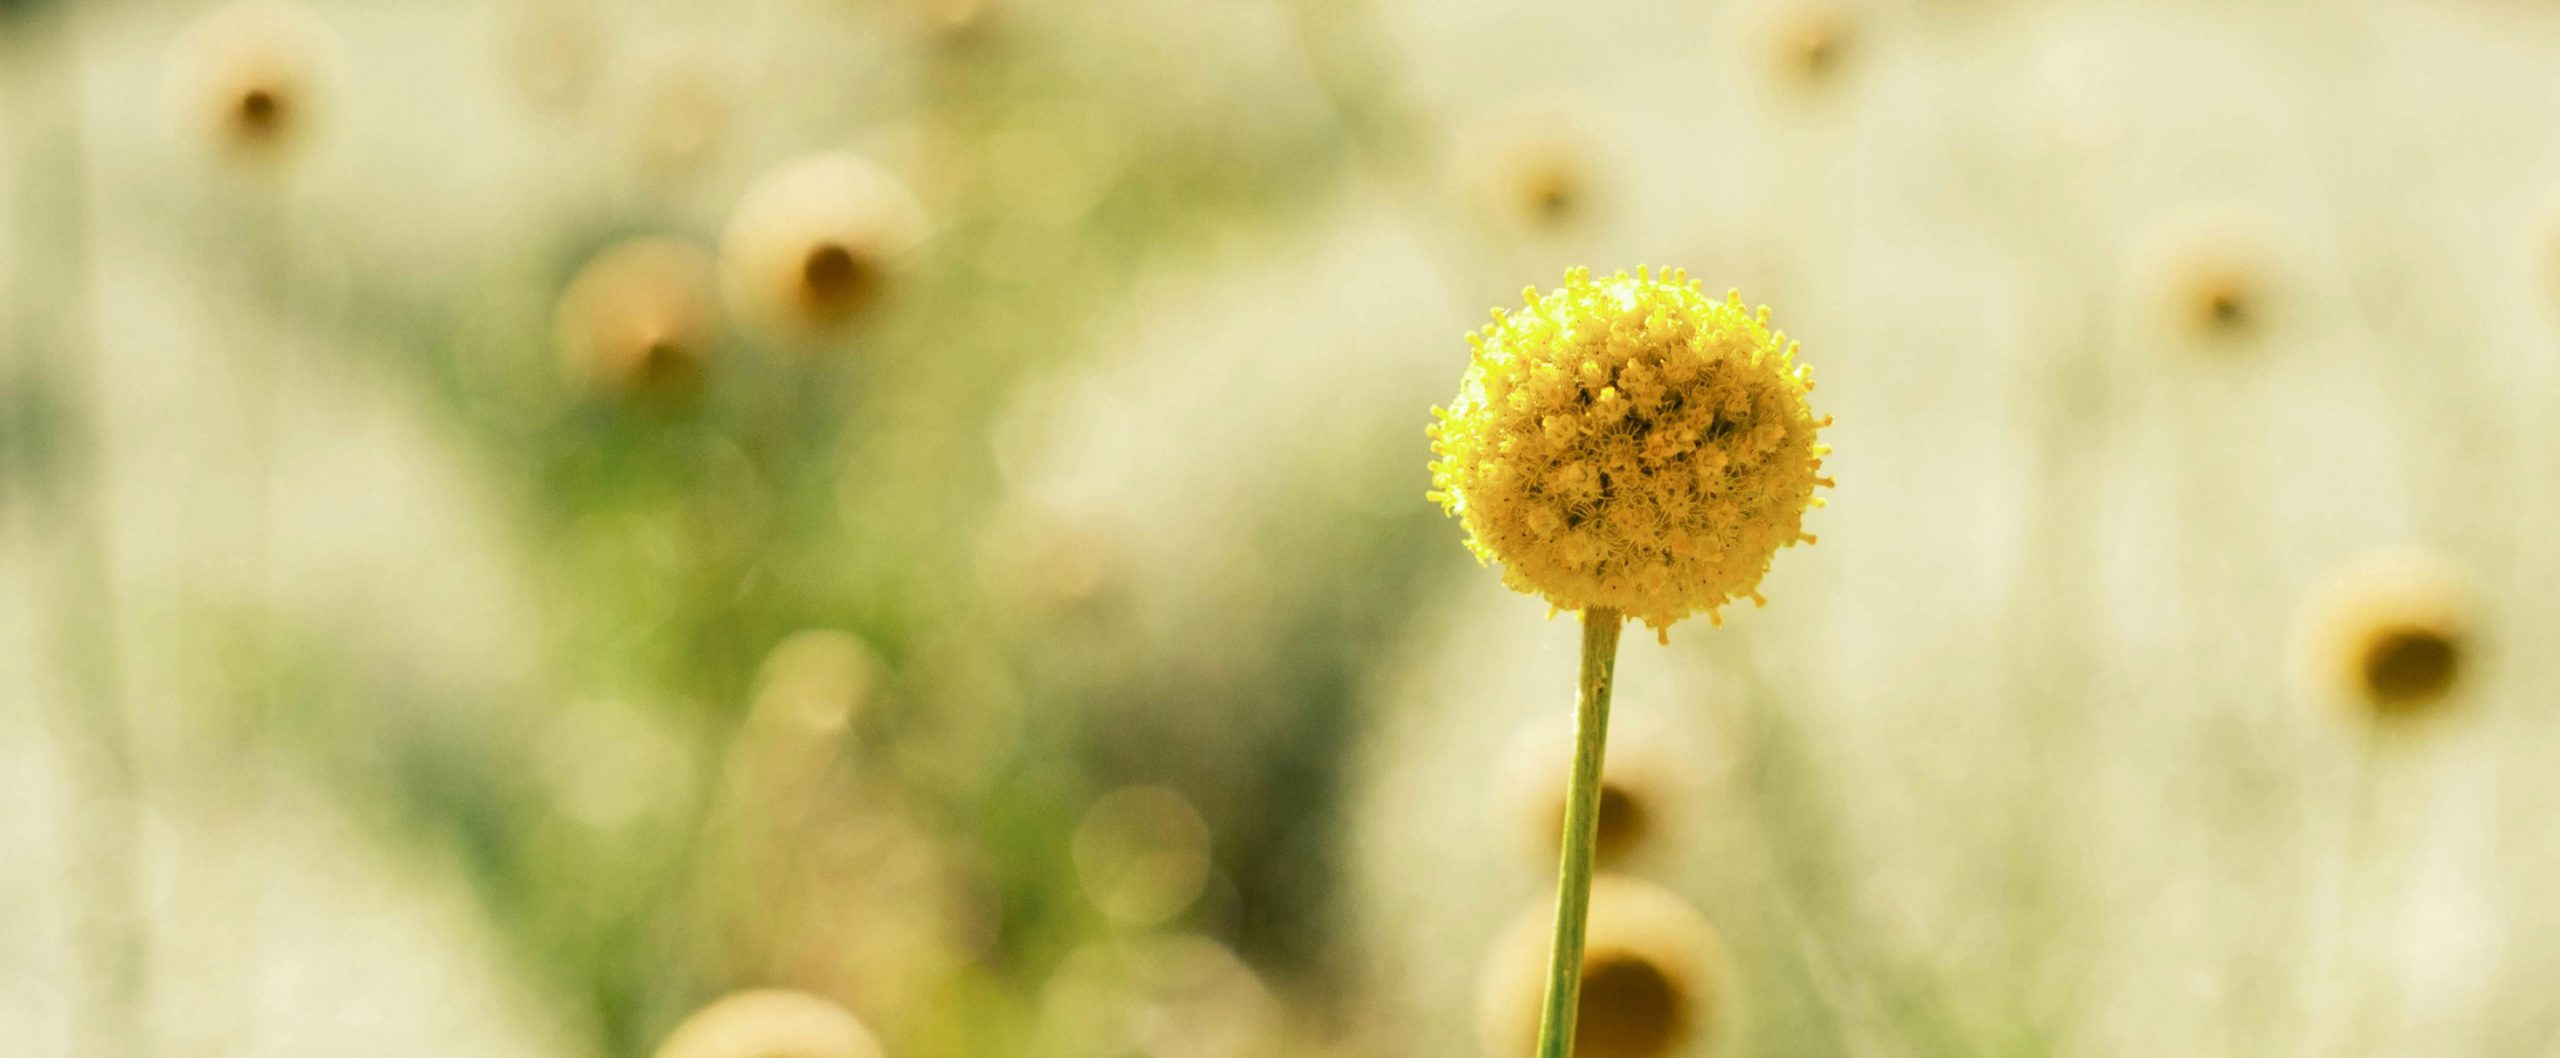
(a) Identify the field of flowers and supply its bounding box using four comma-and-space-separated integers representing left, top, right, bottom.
6, 1, 2558, 1056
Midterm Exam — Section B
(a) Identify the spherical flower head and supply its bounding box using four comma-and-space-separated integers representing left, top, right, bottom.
2294, 551, 2474, 724
631, 51, 734, 175
1429, 267, 1832, 635
653, 989, 885, 1058
2135, 215, 2277, 348
165, 1, 337, 168
1751, 0, 1855, 90
1466, 117, 1598, 233
720, 151, 927, 344
555, 236, 721, 401
500, 0, 606, 115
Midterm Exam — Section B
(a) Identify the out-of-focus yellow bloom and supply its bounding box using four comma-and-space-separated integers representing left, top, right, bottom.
1503, 714, 1685, 869
2160, 240, 2263, 340
499, 0, 607, 115
2178, 264, 2256, 338
1429, 268, 1831, 635
653, 989, 885, 1058
1753, 0, 1855, 90
2138, 221, 2274, 346
1479, 875, 1732, 1058
165, 1, 336, 167
2295, 552, 2474, 722
555, 236, 721, 401
720, 151, 928, 344
1467, 122, 1598, 233
630, 48, 733, 175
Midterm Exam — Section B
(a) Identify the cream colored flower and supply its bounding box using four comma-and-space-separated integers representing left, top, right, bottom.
2295, 551, 2474, 722
2133, 215, 2278, 348
653, 990, 885, 1058
1503, 714, 1684, 869
720, 152, 928, 342
555, 236, 721, 400
1479, 875, 1733, 1058
499, 0, 607, 114
1467, 120, 1599, 233
630, 49, 733, 175
1750, 0, 1855, 91
166, 1, 337, 166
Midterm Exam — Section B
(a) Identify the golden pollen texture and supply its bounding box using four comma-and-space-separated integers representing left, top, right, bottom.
1429, 267, 1831, 633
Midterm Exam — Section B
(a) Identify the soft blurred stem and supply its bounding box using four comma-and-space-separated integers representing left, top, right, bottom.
4, 10, 151, 1057
1534, 606, 1622, 1058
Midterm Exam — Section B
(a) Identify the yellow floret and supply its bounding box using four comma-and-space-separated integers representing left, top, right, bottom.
1429, 267, 1831, 636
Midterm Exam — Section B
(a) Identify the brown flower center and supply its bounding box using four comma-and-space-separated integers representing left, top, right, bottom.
2192, 273, 2258, 335
2207, 290, 2245, 327
1577, 954, 1687, 1058
2360, 625, 2458, 712
1524, 166, 1578, 224
1591, 782, 1650, 866
237, 87, 286, 137
1797, 33, 1841, 78
637, 338, 687, 382
800, 241, 879, 319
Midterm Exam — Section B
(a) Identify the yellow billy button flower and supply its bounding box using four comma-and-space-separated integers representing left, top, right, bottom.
2295, 552, 2474, 724
720, 151, 927, 344
631, 51, 734, 176
166, 1, 338, 168
1466, 117, 1598, 233
1429, 267, 1831, 638
654, 990, 885, 1058
2136, 218, 2275, 348
1751, 0, 1856, 91
499, 0, 606, 116
555, 236, 722, 401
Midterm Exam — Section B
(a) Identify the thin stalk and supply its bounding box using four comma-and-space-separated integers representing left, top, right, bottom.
1534, 606, 1623, 1058
6, 12, 151, 1057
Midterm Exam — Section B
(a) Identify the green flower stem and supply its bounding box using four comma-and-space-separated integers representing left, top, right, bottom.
1535, 606, 1624, 1058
